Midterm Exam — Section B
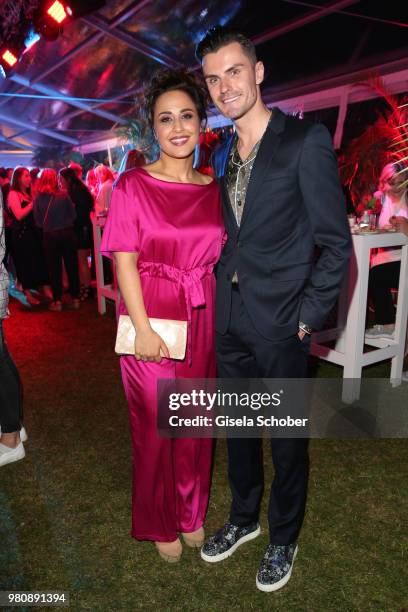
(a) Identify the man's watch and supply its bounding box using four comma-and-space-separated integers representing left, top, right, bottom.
298, 321, 312, 335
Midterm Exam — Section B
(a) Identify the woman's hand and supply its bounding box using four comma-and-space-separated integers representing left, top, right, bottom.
114, 252, 171, 362
114, 252, 169, 362
390, 215, 408, 236
135, 327, 170, 362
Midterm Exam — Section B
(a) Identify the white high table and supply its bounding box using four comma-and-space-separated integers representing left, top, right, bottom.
311, 231, 408, 403
92, 215, 120, 316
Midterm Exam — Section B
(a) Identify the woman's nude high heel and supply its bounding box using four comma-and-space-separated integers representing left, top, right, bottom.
181, 527, 205, 548
155, 538, 183, 563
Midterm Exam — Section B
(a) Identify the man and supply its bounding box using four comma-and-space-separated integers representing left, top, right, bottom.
196, 26, 352, 592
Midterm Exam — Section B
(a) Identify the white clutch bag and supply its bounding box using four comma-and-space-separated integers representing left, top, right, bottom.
115, 314, 187, 360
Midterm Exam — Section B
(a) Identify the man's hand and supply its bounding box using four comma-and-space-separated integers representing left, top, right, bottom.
298, 329, 306, 341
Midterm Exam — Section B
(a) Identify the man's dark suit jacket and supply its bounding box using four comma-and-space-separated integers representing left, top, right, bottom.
213, 107, 352, 340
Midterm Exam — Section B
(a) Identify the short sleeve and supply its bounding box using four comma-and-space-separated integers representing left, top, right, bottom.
100, 176, 140, 258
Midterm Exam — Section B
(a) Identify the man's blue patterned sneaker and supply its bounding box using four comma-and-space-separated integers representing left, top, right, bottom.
256, 543, 298, 592
200, 521, 260, 563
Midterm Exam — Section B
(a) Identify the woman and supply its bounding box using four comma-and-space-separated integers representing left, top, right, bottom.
101, 69, 225, 562
94, 164, 114, 215
366, 162, 408, 339
7, 167, 47, 306
60, 167, 94, 301
33, 169, 80, 312
86, 168, 98, 198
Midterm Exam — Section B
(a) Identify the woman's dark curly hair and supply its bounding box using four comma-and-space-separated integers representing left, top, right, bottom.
143, 68, 209, 128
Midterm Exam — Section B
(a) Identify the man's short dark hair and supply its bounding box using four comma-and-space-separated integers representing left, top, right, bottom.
195, 25, 257, 65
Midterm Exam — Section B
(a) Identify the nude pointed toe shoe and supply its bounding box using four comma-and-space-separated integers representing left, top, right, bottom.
155, 538, 182, 563
181, 527, 205, 548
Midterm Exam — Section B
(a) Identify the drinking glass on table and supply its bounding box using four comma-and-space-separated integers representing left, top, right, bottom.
369, 212, 379, 230
359, 210, 370, 228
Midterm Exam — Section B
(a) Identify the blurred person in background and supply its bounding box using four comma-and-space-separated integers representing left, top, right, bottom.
0, 167, 12, 267
196, 131, 220, 177
94, 164, 114, 215
0, 167, 11, 202
33, 169, 80, 312
0, 189, 27, 467
7, 167, 48, 306
119, 149, 146, 174
59, 167, 94, 300
366, 162, 408, 339
86, 168, 98, 198
30, 167, 40, 200
94, 164, 115, 285
390, 209, 408, 383
68, 162, 83, 181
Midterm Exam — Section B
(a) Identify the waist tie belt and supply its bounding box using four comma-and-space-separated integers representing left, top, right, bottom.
137, 261, 214, 365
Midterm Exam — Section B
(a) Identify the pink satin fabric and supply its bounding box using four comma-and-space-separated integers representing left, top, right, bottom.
100, 167, 225, 541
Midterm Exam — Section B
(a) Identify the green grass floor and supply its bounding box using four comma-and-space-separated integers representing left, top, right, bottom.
1, 298, 407, 611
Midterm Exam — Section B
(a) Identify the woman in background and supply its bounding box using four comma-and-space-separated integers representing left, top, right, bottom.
33, 169, 80, 312
60, 167, 94, 301
366, 162, 408, 339
94, 165, 114, 215
86, 168, 98, 198
7, 167, 47, 306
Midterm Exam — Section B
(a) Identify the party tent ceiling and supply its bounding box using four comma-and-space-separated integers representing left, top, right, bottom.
0, 0, 407, 164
